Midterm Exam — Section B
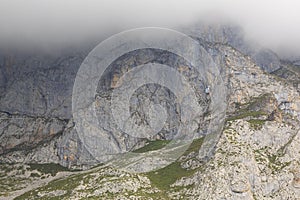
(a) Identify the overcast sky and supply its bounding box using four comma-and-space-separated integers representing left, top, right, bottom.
0, 0, 300, 57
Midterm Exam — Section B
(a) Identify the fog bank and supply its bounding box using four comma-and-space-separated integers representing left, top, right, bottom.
0, 0, 299, 58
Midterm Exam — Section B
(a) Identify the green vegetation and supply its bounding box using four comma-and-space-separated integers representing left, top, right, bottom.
145, 137, 204, 190
227, 111, 267, 122
0, 163, 81, 198
16, 137, 205, 199
28, 163, 70, 176
133, 140, 171, 153
0, 164, 32, 197
30, 172, 41, 178
133, 137, 204, 155
247, 93, 273, 107
146, 161, 194, 190
227, 93, 273, 122
15, 172, 88, 199
267, 154, 291, 173
182, 137, 205, 156
254, 146, 291, 174
247, 119, 266, 130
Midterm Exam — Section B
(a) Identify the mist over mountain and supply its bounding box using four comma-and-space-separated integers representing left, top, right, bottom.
1, 0, 300, 59
1, 1, 300, 199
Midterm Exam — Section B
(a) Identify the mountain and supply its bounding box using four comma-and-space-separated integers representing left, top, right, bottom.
0, 24, 300, 199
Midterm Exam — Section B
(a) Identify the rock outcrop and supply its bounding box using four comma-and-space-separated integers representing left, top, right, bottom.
6, 38, 300, 200
0, 23, 299, 172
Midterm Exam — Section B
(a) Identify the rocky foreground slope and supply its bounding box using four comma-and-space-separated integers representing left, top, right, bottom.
0, 25, 300, 199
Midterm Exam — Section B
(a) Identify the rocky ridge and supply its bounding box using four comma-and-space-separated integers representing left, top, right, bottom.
0, 24, 300, 199
0, 24, 294, 169
1, 38, 299, 199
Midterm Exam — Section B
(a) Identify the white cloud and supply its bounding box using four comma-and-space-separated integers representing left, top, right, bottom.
0, 0, 299, 57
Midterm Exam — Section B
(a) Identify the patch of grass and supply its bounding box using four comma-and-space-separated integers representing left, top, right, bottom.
0, 164, 33, 195
127, 188, 169, 199
15, 173, 88, 199
146, 161, 194, 191
145, 137, 204, 190
30, 172, 41, 178
227, 93, 273, 122
28, 163, 70, 176
254, 146, 291, 174
247, 119, 266, 130
248, 93, 273, 107
277, 131, 298, 156
132, 140, 171, 153
182, 137, 204, 156
227, 111, 267, 122
267, 154, 291, 174
16, 137, 206, 199
0, 163, 13, 173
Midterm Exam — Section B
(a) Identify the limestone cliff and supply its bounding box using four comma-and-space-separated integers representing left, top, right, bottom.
1, 24, 300, 199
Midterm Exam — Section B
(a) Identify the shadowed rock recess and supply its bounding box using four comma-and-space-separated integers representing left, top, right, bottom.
1, 24, 300, 199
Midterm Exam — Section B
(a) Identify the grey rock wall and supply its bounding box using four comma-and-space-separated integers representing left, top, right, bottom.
0, 23, 297, 169
0, 53, 84, 119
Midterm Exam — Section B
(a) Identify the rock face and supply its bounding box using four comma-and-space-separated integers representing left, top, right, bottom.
0, 112, 66, 155
6, 37, 300, 200
0, 52, 86, 119
1, 23, 300, 199
184, 23, 282, 72
0, 48, 214, 169
172, 45, 300, 199
0, 23, 299, 172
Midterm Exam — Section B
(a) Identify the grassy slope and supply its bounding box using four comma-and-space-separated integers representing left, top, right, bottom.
15, 137, 205, 199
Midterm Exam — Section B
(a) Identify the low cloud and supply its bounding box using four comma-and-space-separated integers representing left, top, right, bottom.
1, 0, 300, 58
